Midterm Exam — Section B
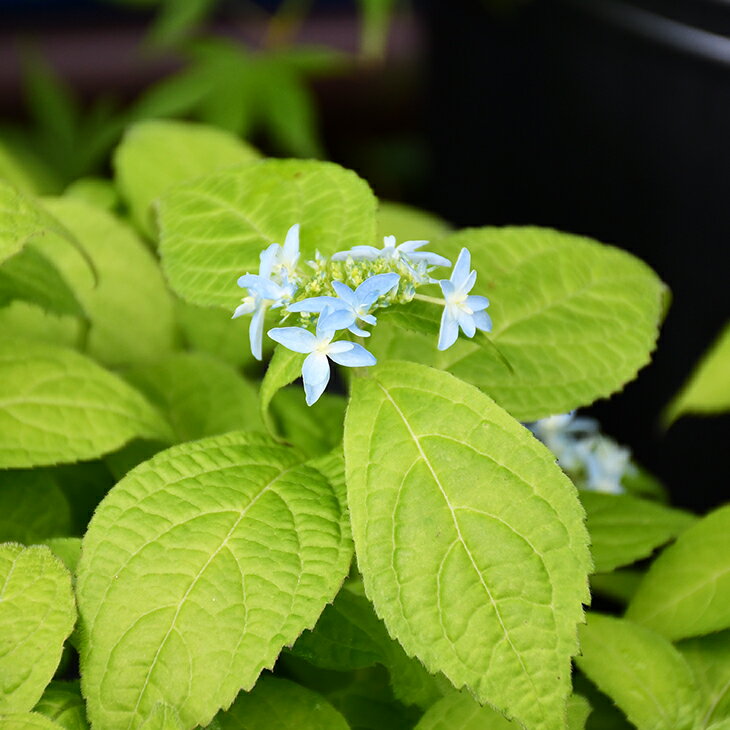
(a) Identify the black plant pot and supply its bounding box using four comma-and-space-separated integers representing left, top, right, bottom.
425, 0, 730, 511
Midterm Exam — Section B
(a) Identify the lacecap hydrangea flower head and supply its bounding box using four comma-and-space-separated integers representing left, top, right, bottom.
232, 224, 494, 404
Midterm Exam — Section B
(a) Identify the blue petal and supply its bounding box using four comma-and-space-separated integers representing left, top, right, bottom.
356, 273, 400, 307
259, 243, 280, 279
302, 352, 331, 405
332, 245, 381, 260
450, 248, 471, 287
249, 306, 266, 360
318, 307, 355, 333
472, 310, 492, 332
439, 279, 455, 298
438, 308, 459, 351
348, 323, 371, 337
331, 281, 359, 308
409, 251, 452, 268
232, 300, 255, 319
396, 239, 428, 253
466, 295, 490, 311
328, 343, 376, 368
287, 296, 340, 313
267, 326, 316, 354
283, 223, 300, 258
458, 311, 476, 338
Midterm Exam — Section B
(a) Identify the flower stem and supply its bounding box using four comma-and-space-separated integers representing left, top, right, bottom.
413, 293, 445, 306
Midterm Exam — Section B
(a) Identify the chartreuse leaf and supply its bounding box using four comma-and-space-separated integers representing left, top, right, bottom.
0, 545, 76, 714
0, 337, 171, 468
0, 180, 56, 265
123, 352, 261, 442
566, 695, 591, 730
414, 691, 516, 729
344, 361, 591, 730
64, 177, 120, 213
0, 470, 71, 543
0, 302, 78, 349
77, 432, 353, 730
626, 505, 730, 640
211, 676, 349, 729
372, 227, 667, 421
580, 491, 695, 573
41, 538, 82, 576
0, 714, 65, 730
157, 159, 377, 309
709, 721, 730, 730
114, 120, 260, 238
39, 198, 176, 367
139, 704, 182, 730
377, 201, 451, 242
34, 680, 88, 730
665, 321, 730, 425
0, 245, 84, 318
292, 586, 447, 709
589, 569, 643, 605
576, 614, 699, 730
271, 389, 346, 458
176, 300, 258, 369
679, 630, 730, 728
260, 345, 305, 434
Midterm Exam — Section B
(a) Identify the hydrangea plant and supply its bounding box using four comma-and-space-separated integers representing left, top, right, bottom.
1, 120, 729, 730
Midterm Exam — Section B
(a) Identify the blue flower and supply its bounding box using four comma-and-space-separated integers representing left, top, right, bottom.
268, 312, 377, 405
233, 242, 296, 361
272, 223, 301, 281
437, 247, 492, 351
580, 436, 632, 494
332, 235, 451, 269
528, 412, 599, 471
287, 273, 400, 337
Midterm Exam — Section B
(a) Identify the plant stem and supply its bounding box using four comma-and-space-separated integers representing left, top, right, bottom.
413, 293, 445, 306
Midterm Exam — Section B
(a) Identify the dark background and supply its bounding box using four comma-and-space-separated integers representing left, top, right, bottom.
1, 0, 728, 512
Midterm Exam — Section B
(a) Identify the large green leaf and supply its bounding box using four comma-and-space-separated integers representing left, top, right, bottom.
665, 321, 730, 425
371, 227, 667, 421
77, 432, 353, 730
34, 680, 88, 730
0, 545, 76, 714
39, 198, 176, 367
139, 704, 182, 730
211, 676, 349, 729
414, 691, 515, 729
0, 181, 57, 265
679, 630, 730, 728
576, 614, 699, 730
176, 300, 258, 369
0, 470, 71, 543
260, 345, 305, 435
626, 505, 730, 640
580, 491, 694, 573
344, 361, 591, 730
123, 352, 261, 442
157, 159, 377, 309
0, 302, 78, 349
114, 120, 260, 238
376, 201, 451, 242
0, 337, 171, 468
291, 586, 446, 709
0, 714, 66, 730
0, 245, 84, 318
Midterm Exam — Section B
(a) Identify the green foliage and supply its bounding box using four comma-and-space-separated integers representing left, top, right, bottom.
260, 345, 306, 434
211, 675, 349, 729
40, 198, 176, 367
580, 491, 694, 573
157, 159, 377, 308
376, 201, 451, 243
414, 690, 515, 729
0, 714, 66, 730
123, 352, 262, 442
77, 432, 352, 730
344, 361, 590, 730
372, 227, 667, 420
627, 505, 730, 640
34, 680, 89, 730
665, 321, 730, 424
679, 630, 730, 728
0, 337, 171, 467
576, 614, 699, 730
114, 120, 260, 238
0, 545, 76, 714
0, 470, 71, 544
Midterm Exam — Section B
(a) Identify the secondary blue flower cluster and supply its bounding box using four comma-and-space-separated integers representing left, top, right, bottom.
528, 412, 635, 494
233, 224, 492, 404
